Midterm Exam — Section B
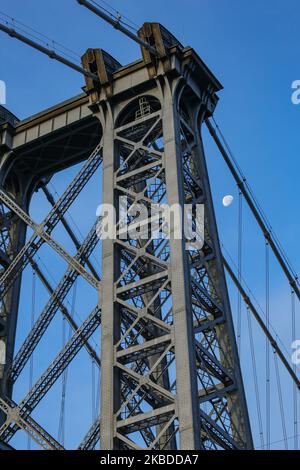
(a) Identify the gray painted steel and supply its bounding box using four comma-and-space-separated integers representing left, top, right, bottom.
0, 23, 252, 450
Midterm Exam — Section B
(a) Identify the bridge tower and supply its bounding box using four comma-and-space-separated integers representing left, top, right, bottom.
0, 22, 253, 450
82, 23, 253, 450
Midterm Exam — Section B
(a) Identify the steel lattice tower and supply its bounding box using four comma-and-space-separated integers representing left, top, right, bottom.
0, 22, 253, 450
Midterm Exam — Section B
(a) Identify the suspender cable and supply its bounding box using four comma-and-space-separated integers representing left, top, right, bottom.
0, 21, 99, 82
292, 289, 298, 449
223, 256, 300, 390
274, 350, 288, 449
206, 118, 300, 301
76, 0, 159, 57
265, 241, 270, 449
58, 280, 78, 445
247, 306, 264, 448
237, 190, 243, 355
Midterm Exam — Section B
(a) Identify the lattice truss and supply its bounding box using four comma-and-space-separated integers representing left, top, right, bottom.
0, 141, 103, 450
99, 93, 250, 450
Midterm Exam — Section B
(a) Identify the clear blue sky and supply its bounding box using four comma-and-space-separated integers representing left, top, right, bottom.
0, 0, 299, 450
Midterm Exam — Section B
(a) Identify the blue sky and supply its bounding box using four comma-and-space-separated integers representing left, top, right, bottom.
0, 0, 299, 450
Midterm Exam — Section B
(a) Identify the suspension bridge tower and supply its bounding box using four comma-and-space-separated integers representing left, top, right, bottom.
0, 22, 253, 450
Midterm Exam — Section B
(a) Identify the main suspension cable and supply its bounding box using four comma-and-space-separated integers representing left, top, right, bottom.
206, 117, 300, 300
76, 0, 159, 57
0, 17, 98, 81
89, 0, 140, 31
0, 10, 81, 61
222, 246, 300, 389
222, 242, 296, 362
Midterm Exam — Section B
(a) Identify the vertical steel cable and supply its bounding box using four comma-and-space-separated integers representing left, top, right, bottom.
27, 269, 36, 450
265, 241, 270, 449
92, 359, 96, 423
274, 350, 288, 449
292, 289, 298, 449
237, 190, 243, 355
58, 280, 78, 446
247, 306, 264, 448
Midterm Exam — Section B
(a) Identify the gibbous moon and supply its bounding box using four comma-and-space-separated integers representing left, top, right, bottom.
222, 195, 234, 207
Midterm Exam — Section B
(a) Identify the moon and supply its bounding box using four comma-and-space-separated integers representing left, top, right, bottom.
222, 195, 234, 207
